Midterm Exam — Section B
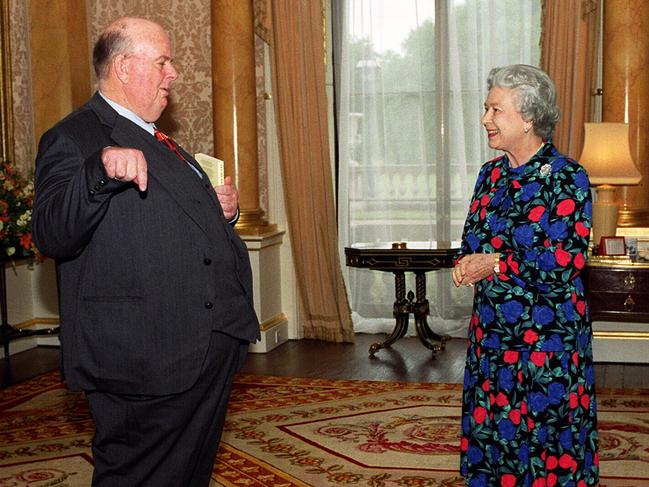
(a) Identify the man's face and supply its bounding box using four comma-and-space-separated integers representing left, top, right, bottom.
121, 24, 178, 122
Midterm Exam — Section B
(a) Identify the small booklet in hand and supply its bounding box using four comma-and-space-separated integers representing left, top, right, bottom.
194, 153, 225, 186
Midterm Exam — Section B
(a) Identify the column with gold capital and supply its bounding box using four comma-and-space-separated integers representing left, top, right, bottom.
602, 0, 649, 226
211, 0, 287, 353
211, 0, 275, 235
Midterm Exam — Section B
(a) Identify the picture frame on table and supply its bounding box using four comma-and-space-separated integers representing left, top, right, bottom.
599, 236, 626, 256
637, 238, 649, 261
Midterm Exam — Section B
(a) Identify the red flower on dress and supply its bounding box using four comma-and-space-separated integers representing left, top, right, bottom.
501, 474, 517, 487
559, 453, 577, 473
576, 301, 586, 315
509, 409, 521, 424
491, 236, 503, 249
569, 393, 579, 409
556, 199, 576, 216
504, 350, 519, 364
528, 205, 546, 222
523, 329, 539, 344
491, 167, 501, 182
473, 406, 487, 424
495, 392, 509, 407
575, 221, 590, 237
531, 351, 547, 367
546, 455, 558, 469
574, 252, 585, 269
580, 394, 591, 409
480, 194, 491, 206
554, 248, 572, 266
533, 478, 547, 487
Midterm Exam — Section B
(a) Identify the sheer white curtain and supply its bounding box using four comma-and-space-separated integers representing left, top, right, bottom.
336, 0, 541, 337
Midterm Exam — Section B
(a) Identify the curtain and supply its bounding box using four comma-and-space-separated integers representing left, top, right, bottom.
270, 0, 354, 342
336, 0, 542, 337
541, 0, 600, 158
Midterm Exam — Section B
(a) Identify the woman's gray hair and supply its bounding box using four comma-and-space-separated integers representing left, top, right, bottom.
487, 64, 560, 140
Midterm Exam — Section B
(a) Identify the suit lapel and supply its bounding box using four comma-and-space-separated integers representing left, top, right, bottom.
88, 94, 225, 241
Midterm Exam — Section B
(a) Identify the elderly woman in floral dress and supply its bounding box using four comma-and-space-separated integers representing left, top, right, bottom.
452, 64, 599, 486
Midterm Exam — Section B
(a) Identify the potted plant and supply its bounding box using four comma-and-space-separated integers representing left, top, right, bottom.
0, 159, 37, 262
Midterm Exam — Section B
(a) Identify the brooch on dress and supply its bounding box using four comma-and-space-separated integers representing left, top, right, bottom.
539, 163, 551, 177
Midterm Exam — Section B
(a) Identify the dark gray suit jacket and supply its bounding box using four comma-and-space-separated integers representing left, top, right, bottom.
32, 93, 260, 395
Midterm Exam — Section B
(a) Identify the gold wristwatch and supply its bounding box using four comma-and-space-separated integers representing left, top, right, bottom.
493, 254, 500, 274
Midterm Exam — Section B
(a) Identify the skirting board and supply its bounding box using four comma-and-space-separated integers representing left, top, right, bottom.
248, 314, 289, 353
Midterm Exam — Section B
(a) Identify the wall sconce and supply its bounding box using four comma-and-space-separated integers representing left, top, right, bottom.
579, 123, 642, 246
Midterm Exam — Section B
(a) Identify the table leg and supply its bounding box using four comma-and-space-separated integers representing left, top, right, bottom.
369, 271, 410, 356
413, 271, 450, 354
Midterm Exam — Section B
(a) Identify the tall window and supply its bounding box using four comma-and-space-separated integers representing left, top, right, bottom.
335, 0, 542, 336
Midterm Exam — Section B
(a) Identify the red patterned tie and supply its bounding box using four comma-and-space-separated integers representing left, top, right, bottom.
154, 128, 186, 161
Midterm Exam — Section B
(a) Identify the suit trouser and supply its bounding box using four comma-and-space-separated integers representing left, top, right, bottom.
86, 331, 248, 487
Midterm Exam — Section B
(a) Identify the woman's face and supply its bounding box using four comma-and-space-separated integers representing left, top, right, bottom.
481, 86, 532, 154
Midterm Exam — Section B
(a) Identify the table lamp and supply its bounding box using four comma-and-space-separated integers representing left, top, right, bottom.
579, 122, 642, 245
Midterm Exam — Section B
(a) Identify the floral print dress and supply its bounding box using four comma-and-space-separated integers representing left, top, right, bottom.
457, 143, 599, 486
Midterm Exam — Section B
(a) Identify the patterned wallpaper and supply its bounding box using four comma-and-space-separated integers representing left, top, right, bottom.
8, 0, 270, 207
9, 0, 35, 173
86, 0, 214, 155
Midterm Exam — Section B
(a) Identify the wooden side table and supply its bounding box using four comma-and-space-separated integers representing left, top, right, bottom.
585, 258, 649, 322
584, 256, 649, 363
344, 242, 458, 357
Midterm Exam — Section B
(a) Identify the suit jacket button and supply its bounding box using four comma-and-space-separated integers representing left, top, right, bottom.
203, 258, 212, 265
89, 189, 96, 195
204, 301, 213, 309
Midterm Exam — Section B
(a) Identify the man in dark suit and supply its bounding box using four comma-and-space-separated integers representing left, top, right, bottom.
32, 17, 259, 486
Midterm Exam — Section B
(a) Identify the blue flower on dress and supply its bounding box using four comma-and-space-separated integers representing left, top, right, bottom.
518, 443, 530, 463
490, 444, 500, 463
481, 304, 495, 324
530, 392, 549, 413
514, 224, 535, 246
521, 182, 541, 202
468, 445, 484, 464
538, 251, 557, 271
467, 233, 480, 251
584, 200, 592, 218
462, 415, 471, 435
560, 428, 574, 449
491, 187, 506, 207
501, 300, 523, 323
574, 170, 590, 191
548, 382, 566, 405
483, 333, 501, 348
538, 426, 548, 444
575, 277, 584, 292
580, 427, 588, 445
541, 334, 563, 351
548, 220, 568, 240
532, 305, 555, 326
498, 419, 516, 441
501, 195, 513, 211
561, 300, 575, 321
585, 365, 595, 386
578, 331, 590, 349
552, 159, 567, 172
585, 451, 593, 469
497, 367, 514, 392
487, 214, 508, 233
468, 473, 487, 487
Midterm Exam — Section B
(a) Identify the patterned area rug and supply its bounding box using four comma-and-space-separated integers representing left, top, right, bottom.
1, 372, 648, 486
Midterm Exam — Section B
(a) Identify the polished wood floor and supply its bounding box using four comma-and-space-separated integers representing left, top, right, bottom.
2, 334, 648, 389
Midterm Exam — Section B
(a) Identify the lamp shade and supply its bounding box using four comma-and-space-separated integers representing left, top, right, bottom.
579, 123, 642, 186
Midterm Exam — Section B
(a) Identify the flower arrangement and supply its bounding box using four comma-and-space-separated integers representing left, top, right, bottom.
0, 159, 37, 260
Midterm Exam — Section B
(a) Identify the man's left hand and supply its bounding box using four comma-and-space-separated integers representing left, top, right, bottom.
215, 176, 239, 220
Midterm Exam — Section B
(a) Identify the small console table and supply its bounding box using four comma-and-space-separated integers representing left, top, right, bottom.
344, 242, 458, 357
584, 256, 649, 363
